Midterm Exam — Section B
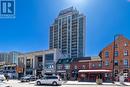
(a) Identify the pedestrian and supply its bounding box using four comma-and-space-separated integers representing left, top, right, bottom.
4, 74, 9, 81
115, 75, 119, 81
57, 74, 60, 80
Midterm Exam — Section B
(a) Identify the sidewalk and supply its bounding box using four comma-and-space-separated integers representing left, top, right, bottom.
114, 82, 130, 86
63, 81, 113, 85
63, 81, 130, 86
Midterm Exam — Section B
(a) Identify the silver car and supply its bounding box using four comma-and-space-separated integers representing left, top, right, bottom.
36, 76, 62, 86
0, 75, 6, 81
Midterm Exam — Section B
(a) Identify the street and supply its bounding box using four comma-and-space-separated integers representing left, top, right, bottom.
1, 80, 129, 87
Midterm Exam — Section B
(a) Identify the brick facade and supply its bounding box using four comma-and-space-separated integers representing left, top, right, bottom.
70, 57, 91, 80
100, 35, 130, 81
70, 57, 103, 81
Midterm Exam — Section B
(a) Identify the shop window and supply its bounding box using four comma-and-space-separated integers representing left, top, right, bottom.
123, 69, 129, 78
57, 64, 62, 69
64, 64, 70, 69
92, 64, 95, 67
82, 65, 86, 69
115, 70, 118, 77
98, 63, 102, 67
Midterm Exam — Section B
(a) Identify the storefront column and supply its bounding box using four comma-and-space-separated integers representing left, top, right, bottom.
33, 56, 36, 76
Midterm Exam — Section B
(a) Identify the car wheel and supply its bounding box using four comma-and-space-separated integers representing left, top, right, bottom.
37, 81, 41, 85
52, 81, 57, 86
26, 79, 30, 82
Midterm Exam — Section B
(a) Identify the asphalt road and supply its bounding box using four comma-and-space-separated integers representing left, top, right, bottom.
2, 80, 128, 87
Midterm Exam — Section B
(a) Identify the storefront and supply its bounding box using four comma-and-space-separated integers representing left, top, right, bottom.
57, 70, 66, 80
71, 69, 78, 80
78, 70, 112, 82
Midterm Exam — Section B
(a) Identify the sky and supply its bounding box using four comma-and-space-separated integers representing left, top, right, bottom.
0, 0, 130, 56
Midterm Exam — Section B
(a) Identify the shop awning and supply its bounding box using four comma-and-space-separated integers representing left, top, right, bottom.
78, 70, 112, 73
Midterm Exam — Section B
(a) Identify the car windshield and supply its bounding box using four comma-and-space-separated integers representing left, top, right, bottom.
41, 77, 46, 79
41, 76, 58, 79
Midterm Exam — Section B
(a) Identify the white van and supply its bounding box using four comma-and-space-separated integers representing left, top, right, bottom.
36, 76, 62, 86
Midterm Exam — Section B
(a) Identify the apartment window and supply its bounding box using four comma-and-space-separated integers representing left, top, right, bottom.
115, 51, 118, 57
114, 60, 118, 66
124, 59, 128, 66
105, 61, 109, 66
115, 44, 118, 48
124, 50, 128, 56
124, 42, 128, 47
45, 53, 54, 62
68, 16, 71, 24
105, 51, 109, 58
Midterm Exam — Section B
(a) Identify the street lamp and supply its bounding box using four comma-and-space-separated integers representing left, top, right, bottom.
112, 34, 120, 83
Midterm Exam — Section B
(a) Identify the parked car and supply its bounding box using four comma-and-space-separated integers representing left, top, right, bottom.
20, 75, 37, 82
0, 74, 6, 81
36, 76, 62, 86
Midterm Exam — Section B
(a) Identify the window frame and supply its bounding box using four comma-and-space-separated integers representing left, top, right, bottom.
124, 59, 128, 66
105, 51, 109, 58
114, 51, 118, 57
105, 60, 109, 66
114, 60, 118, 66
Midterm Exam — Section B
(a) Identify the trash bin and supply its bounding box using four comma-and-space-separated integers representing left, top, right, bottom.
96, 79, 102, 85
96, 74, 103, 85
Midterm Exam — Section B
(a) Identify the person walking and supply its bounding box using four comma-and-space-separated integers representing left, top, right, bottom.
4, 74, 9, 81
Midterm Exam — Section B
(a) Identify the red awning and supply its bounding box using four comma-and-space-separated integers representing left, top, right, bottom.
78, 70, 112, 73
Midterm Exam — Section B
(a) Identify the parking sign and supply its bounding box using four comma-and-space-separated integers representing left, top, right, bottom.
0, 0, 15, 18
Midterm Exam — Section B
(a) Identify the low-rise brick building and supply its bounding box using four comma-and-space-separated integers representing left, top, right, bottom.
70, 57, 91, 80
56, 58, 73, 80
56, 56, 112, 82
77, 56, 111, 82
99, 35, 130, 81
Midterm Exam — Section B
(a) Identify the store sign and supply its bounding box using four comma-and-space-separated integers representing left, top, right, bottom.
0, 0, 15, 18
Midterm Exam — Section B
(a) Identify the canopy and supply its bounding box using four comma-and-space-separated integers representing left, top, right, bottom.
78, 70, 112, 73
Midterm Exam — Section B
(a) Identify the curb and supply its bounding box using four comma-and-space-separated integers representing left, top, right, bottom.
62, 83, 115, 86
63, 83, 130, 86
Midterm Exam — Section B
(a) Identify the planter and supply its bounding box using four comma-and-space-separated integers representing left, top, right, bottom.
96, 79, 102, 85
